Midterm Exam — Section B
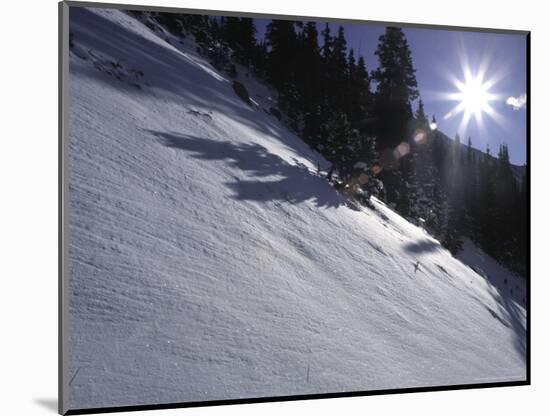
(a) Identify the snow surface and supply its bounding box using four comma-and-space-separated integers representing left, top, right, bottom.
67, 7, 526, 411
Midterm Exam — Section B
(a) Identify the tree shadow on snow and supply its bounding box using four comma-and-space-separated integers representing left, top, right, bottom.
455, 245, 527, 364
151, 131, 346, 209
465, 277, 527, 365
403, 239, 440, 254
487, 281, 527, 361
403, 237, 526, 364
69, 8, 322, 173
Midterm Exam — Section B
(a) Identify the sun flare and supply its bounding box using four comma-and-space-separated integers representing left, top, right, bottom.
442, 63, 502, 136
456, 74, 491, 118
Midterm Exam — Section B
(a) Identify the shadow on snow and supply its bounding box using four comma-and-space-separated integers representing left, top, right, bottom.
484, 274, 527, 361
151, 131, 346, 209
403, 239, 440, 254
69, 7, 321, 171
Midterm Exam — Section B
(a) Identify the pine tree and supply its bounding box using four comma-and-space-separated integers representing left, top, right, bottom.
333, 26, 347, 66
331, 26, 348, 109
371, 27, 419, 209
321, 23, 332, 61
492, 144, 519, 263
265, 20, 298, 90
238, 18, 257, 65
343, 48, 357, 119
347, 49, 356, 78
431, 133, 465, 253
463, 136, 478, 237
265, 20, 299, 126
221, 17, 257, 65
413, 130, 438, 223
320, 23, 334, 106
223, 17, 241, 47
251, 40, 268, 76
297, 22, 323, 144
357, 56, 368, 82
415, 98, 427, 124
397, 151, 418, 218
155, 12, 183, 36
516, 166, 528, 274
372, 27, 419, 148
353, 56, 372, 129
322, 111, 361, 181
475, 145, 498, 256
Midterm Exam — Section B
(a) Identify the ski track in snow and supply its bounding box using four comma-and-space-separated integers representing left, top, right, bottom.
67, 7, 527, 410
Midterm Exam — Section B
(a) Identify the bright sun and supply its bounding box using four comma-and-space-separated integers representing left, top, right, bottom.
442, 63, 502, 136
457, 74, 491, 118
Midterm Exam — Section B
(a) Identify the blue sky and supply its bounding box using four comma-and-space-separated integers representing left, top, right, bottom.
255, 20, 527, 165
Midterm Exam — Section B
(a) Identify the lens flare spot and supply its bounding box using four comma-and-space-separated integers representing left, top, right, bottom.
414, 130, 427, 144
395, 142, 410, 158
381, 142, 411, 170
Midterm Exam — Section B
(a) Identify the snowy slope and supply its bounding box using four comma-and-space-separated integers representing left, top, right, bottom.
67, 7, 526, 411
